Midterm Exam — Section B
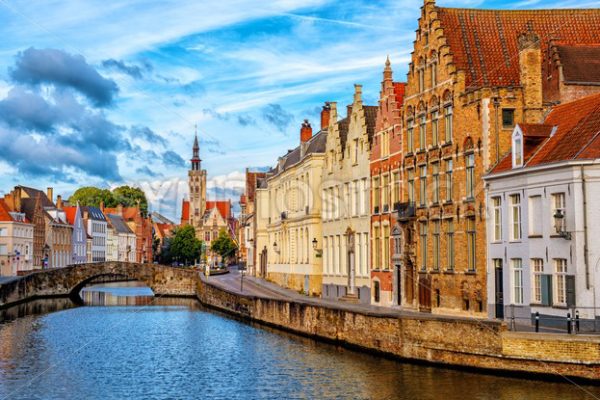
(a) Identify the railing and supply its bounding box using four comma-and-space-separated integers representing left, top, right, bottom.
394, 202, 416, 221
505, 305, 600, 334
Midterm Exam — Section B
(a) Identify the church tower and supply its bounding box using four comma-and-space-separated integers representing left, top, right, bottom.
188, 127, 207, 231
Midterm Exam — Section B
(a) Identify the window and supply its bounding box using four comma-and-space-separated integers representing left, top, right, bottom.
383, 224, 390, 270
328, 150, 334, 173
431, 110, 439, 146
510, 194, 522, 241
373, 226, 381, 269
353, 138, 359, 164
502, 109, 515, 129
467, 218, 476, 272
552, 193, 566, 234
407, 119, 414, 153
418, 68, 425, 92
466, 153, 475, 199
419, 114, 426, 149
373, 177, 380, 213
419, 222, 428, 271
431, 61, 437, 87
408, 169, 415, 204
512, 259, 523, 304
362, 178, 369, 215
432, 220, 440, 271
373, 280, 380, 303
382, 174, 390, 212
528, 195, 542, 236
445, 160, 453, 202
0, 228, 7, 237
492, 197, 502, 242
354, 180, 360, 216
513, 131, 523, 168
532, 259, 544, 303
446, 220, 454, 271
432, 163, 440, 204
392, 171, 400, 206
554, 259, 567, 306
444, 105, 453, 142
0, 244, 7, 255
334, 186, 340, 218
419, 165, 427, 207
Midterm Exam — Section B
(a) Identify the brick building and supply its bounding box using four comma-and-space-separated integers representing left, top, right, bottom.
370, 58, 406, 307
238, 169, 267, 274
396, 1, 600, 316
103, 204, 152, 263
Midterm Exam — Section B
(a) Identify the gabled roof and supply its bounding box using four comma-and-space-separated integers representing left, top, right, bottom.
181, 200, 190, 223
106, 214, 133, 234
491, 92, 600, 173
364, 105, 378, 143
206, 200, 232, 220
0, 199, 16, 222
435, 7, 600, 90
82, 206, 106, 221
271, 130, 327, 176
17, 186, 54, 207
63, 206, 81, 226
555, 43, 600, 84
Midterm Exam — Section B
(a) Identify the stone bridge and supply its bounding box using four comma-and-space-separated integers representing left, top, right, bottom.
0, 262, 200, 308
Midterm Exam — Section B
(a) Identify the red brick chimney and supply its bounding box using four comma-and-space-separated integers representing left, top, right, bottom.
100, 201, 105, 212
56, 195, 63, 209
300, 119, 312, 143
320, 102, 331, 130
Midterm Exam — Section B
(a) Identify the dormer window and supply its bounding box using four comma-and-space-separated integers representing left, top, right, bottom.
512, 127, 523, 168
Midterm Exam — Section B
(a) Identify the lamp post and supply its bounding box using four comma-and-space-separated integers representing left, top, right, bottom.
312, 238, 322, 257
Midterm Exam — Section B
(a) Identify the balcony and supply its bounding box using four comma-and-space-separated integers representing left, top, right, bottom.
394, 202, 416, 221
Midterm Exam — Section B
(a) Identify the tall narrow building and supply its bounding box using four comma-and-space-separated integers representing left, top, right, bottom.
189, 130, 207, 229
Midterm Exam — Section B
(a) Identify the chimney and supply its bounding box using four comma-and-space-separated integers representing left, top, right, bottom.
47, 187, 54, 203
518, 32, 543, 123
347, 105, 353, 117
100, 201, 105, 212
300, 119, 313, 143
56, 195, 63, 209
117, 204, 123, 215
320, 102, 331, 130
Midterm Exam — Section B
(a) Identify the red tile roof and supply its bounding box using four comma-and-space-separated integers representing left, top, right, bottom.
154, 223, 174, 238
435, 8, 600, 90
491, 93, 600, 173
63, 206, 80, 225
556, 43, 600, 84
181, 200, 190, 224
0, 199, 14, 222
206, 200, 232, 220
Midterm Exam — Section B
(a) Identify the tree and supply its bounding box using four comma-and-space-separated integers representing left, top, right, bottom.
211, 229, 237, 262
69, 187, 116, 207
169, 225, 202, 266
112, 186, 148, 215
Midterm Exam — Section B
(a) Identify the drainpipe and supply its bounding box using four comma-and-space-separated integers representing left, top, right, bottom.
493, 97, 500, 164
581, 165, 590, 290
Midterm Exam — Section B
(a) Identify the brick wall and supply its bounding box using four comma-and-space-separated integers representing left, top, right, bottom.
198, 279, 600, 381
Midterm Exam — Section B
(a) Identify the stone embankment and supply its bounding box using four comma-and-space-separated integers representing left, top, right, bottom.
197, 278, 600, 381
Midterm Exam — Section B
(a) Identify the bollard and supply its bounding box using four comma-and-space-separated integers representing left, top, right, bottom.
535, 312, 540, 332
576, 310, 580, 333
567, 313, 572, 334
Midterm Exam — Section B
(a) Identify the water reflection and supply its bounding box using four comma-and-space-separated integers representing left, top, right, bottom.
0, 284, 599, 400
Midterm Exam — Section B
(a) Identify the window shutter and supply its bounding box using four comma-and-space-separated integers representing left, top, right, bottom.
566, 276, 576, 308
541, 275, 552, 307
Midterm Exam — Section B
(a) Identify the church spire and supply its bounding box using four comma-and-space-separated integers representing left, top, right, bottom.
191, 124, 201, 170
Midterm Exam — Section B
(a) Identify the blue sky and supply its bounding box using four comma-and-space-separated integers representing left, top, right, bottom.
0, 0, 597, 221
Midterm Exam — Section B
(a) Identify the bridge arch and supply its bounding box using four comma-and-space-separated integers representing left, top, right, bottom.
0, 262, 199, 309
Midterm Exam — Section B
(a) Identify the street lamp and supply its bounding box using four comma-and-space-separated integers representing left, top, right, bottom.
273, 241, 279, 254
312, 238, 322, 257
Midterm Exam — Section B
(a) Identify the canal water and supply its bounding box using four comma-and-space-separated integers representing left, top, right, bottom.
0, 282, 599, 400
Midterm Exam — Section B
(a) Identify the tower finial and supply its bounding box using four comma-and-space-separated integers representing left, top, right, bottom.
383, 56, 393, 81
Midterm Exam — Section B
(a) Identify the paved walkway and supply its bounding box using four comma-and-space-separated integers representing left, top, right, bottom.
202, 267, 483, 321
0, 276, 19, 285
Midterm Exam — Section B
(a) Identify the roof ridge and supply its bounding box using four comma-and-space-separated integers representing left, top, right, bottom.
572, 103, 600, 159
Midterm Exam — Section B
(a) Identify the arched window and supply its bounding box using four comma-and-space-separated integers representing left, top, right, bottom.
443, 90, 453, 143
430, 51, 438, 87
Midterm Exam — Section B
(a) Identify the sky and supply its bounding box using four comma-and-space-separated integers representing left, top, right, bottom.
0, 0, 598, 221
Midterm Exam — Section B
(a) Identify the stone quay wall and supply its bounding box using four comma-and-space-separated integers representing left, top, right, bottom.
197, 279, 600, 381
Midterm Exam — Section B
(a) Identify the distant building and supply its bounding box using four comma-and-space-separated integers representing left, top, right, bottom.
485, 93, 600, 327
64, 203, 87, 265
238, 169, 267, 273
82, 206, 107, 263
103, 204, 152, 263
106, 214, 136, 262
0, 199, 33, 275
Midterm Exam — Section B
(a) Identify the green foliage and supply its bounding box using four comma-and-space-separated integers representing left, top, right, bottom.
169, 225, 202, 265
69, 187, 116, 208
210, 229, 237, 260
68, 185, 148, 214
112, 186, 148, 214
